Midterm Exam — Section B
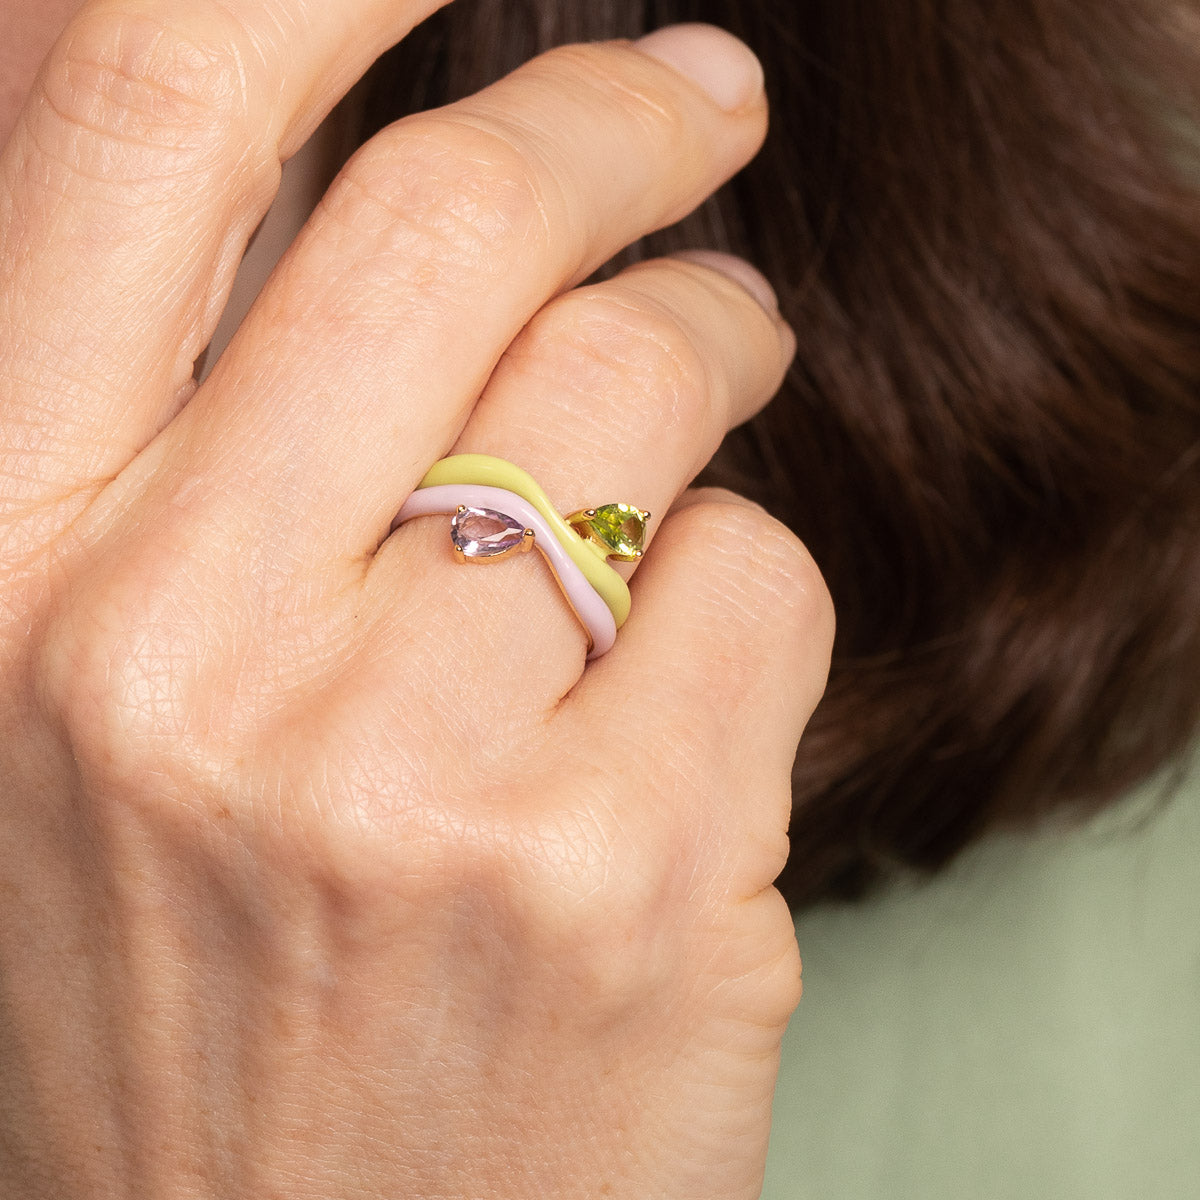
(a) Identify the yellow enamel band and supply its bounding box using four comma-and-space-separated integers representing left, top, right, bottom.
416, 455, 632, 627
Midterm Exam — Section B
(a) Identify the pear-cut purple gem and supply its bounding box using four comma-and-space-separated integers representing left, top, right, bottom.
451, 506, 528, 558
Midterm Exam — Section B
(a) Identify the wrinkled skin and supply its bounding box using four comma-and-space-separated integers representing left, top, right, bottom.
0, 2, 833, 1196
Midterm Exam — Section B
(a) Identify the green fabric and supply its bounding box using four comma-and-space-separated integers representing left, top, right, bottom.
764, 761, 1200, 1199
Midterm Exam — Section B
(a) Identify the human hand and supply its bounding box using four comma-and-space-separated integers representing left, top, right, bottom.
0, 2, 833, 1196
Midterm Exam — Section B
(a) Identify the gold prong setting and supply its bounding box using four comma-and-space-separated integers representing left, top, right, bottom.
566, 502, 650, 562
451, 505, 536, 561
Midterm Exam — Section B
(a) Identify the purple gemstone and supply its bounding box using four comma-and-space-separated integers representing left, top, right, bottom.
451, 506, 528, 558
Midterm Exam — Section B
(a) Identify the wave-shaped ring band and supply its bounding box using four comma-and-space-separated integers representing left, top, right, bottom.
392, 483, 620, 659
411, 455, 634, 627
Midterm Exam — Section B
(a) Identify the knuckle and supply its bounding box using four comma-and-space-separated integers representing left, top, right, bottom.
739, 890, 805, 1028
328, 118, 551, 289
530, 41, 691, 152
318, 768, 698, 1019
675, 497, 836, 651
35, 554, 220, 799
503, 771, 708, 1015
37, 8, 254, 178
515, 288, 712, 455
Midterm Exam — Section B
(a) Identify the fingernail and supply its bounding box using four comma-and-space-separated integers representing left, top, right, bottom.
634, 24, 765, 113
672, 250, 780, 315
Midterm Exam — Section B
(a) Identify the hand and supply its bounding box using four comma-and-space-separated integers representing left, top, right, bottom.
0, 3, 833, 1196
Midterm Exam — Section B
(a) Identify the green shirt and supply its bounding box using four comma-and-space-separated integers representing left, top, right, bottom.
764, 761, 1200, 1199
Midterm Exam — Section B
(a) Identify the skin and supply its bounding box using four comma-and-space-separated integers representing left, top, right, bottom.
0, 1, 834, 1197
0, 0, 85, 144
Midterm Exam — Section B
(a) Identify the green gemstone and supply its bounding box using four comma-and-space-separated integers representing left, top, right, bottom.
575, 503, 647, 561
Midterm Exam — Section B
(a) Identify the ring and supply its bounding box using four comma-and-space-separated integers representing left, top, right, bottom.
392, 456, 651, 659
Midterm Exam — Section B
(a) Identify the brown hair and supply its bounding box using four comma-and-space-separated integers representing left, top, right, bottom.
358, 0, 1200, 907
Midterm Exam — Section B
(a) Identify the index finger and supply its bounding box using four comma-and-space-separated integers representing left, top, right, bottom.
0, 0, 448, 535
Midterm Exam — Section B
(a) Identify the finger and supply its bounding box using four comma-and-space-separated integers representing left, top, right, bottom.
371, 252, 794, 693
0, 0, 449, 523
572, 489, 835, 894
137, 26, 769, 574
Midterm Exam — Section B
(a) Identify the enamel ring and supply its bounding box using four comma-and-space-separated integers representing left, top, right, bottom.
392, 456, 651, 658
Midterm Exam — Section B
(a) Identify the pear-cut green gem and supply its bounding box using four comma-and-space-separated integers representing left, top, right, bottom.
575, 503, 647, 561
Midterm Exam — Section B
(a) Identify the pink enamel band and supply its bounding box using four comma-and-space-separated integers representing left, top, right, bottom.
392, 484, 619, 658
